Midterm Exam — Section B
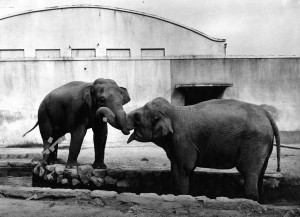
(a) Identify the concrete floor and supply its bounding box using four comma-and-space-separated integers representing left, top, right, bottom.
0, 141, 299, 178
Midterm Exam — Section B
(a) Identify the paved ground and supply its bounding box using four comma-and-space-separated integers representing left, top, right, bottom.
0, 141, 299, 216
1, 141, 299, 177
0, 186, 299, 217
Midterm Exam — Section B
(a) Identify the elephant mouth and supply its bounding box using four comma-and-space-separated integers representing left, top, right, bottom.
127, 132, 137, 144
127, 131, 150, 143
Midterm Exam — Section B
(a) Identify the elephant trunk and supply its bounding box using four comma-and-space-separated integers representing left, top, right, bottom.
96, 107, 130, 135
96, 107, 118, 128
126, 113, 135, 131
115, 109, 130, 135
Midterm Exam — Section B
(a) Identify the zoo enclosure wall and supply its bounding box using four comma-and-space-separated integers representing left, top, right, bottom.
0, 56, 299, 145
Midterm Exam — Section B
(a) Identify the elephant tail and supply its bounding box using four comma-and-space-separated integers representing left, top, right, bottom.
266, 111, 281, 173
22, 121, 39, 137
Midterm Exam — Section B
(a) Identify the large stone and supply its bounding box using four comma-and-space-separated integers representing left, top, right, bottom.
174, 195, 196, 203
61, 178, 69, 185
90, 176, 105, 188
90, 190, 118, 198
39, 167, 45, 177
45, 164, 56, 172
33, 164, 40, 175
93, 169, 107, 178
72, 178, 80, 186
78, 165, 94, 185
55, 164, 66, 175
139, 193, 161, 200
161, 194, 176, 202
104, 176, 117, 185
0, 186, 74, 199
46, 172, 54, 181
195, 195, 211, 203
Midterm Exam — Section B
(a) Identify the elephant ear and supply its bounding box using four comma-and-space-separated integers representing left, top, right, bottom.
152, 112, 173, 139
120, 87, 130, 105
82, 85, 93, 108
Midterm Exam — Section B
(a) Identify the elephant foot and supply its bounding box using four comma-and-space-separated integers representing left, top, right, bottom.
66, 161, 79, 169
92, 162, 107, 169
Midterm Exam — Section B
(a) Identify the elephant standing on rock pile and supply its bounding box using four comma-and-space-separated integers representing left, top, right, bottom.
23, 78, 130, 169
98, 97, 281, 202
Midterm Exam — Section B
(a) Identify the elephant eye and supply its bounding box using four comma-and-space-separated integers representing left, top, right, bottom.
152, 116, 160, 125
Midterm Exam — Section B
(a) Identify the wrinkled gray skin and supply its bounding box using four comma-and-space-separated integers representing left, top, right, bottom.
98, 97, 281, 202
23, 78, 130, 169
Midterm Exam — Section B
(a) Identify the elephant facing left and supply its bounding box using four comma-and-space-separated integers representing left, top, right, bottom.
23, 78, 130, 169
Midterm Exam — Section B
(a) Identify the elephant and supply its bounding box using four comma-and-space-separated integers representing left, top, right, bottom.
23, 78, 130, 169
98, 97, 281, 202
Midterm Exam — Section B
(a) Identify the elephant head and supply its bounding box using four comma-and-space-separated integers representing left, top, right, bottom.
83, 78, 130, 135
97, 97, 173, 142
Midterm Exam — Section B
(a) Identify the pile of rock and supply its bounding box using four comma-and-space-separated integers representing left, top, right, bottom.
33, 164, 141, 191
32, 163, 285, 200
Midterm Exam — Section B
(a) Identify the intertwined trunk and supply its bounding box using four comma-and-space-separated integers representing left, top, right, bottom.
96, 107, 132, 135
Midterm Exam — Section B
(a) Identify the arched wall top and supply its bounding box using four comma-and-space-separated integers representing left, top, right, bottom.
0, 4, 226, 58
0, 4, 225, 42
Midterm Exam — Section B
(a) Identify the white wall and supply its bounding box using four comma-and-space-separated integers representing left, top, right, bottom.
0, 59, 171, 145
0, 6, 225, 58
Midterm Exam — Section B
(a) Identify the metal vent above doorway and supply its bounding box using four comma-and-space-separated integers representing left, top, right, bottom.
175, 83, 233, 106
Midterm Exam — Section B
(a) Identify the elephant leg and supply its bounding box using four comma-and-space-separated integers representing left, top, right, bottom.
66, 125, 87, 168
49, 144, 58, 164
39, 117, 58, 165
237, 158, 264, 201
243, 172, 259, 201
258, 156, 271, 203
42, 139, 52, 165
171, 162, 190, 195
92, 124, 108, 169
236, 141, 267, 202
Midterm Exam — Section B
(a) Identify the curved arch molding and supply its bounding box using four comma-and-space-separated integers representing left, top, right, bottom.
0, 5, 226, 58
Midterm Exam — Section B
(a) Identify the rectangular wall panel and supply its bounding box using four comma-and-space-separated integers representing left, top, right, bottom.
0, 49, 24, 58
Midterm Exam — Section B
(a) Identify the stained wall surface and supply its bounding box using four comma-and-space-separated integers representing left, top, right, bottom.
1, 57, 299, 145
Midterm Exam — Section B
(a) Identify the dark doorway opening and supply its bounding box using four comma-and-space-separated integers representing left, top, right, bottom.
175, 83, 233, 106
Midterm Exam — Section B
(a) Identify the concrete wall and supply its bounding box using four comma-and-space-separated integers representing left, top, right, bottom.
0, 6, 298, 145
0, 5, 225, 58
171, 57, 300, 143
0, 59, 171, 145
0, 5, 226, 147
0, 57, 299, 145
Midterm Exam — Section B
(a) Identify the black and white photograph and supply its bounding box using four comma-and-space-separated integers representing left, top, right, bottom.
0, 0, 299, 216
